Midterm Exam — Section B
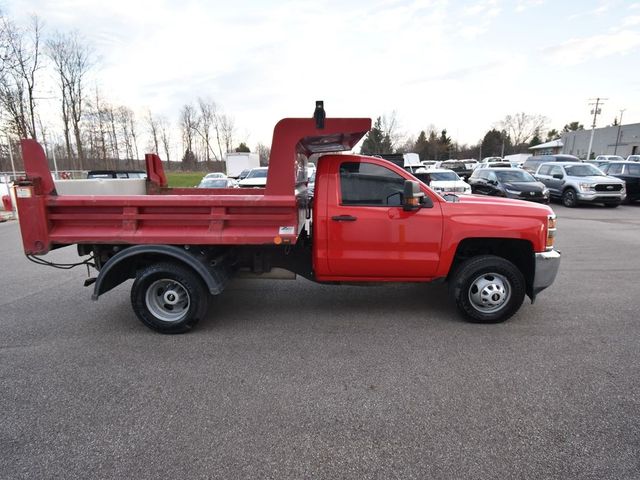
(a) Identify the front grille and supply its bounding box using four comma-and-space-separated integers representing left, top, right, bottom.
594, 184, 623, 192
519, 191, 542, 198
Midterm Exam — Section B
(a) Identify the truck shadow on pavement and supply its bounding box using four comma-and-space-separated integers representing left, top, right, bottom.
198, 280, 457, 333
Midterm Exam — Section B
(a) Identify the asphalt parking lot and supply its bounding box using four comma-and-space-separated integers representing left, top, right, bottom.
1, 203, 639, 480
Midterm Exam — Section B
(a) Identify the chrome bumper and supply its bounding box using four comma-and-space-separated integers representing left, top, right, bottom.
532, 249, 561, 299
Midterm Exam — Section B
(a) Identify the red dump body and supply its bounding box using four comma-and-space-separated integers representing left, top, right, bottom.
16, 117, 371, 255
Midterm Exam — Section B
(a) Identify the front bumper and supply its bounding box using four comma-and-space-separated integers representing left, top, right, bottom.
577, 192, 625, 203
531, 249, 561, 300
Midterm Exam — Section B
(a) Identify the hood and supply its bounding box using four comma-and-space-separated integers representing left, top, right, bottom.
503, 181, 546, 191
572, 175, 624, 184
239, 178, 267, 187
453, 193, 553, 213
430, 180, 469, 189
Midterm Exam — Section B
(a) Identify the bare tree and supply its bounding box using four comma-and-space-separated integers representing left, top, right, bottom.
218, 113, 235, 156
196, 97, 220, 163
498, 112, 548, 146
89, 85, 109, 166
255, 142, 270, 166
46, 31, 92, 169
180, 103, 198, 154
105, 104, 120, 162
158, 116, 171, 164
0, 15, 43, 140
146, 109, 159, 154
381, 111, 401, 150
116, 106, 140, 167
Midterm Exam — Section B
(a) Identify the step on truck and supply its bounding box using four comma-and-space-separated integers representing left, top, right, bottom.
15, 103, 560, 333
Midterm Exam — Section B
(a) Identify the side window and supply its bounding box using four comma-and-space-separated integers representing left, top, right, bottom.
340, 162, 406, 206
549, 166, 563, 177
607, 164, 623, 175
538, 165, 551, 176
628, 164, 640, 175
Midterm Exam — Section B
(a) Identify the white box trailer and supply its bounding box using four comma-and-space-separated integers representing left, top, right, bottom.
225, 152, 260, 178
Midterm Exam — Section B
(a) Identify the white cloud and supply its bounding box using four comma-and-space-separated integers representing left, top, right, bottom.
515, 0, 544, 12
622, 15, 640, 27
544, 29, 640, 66
463, 0, 501, 17
568, 0, 612, 20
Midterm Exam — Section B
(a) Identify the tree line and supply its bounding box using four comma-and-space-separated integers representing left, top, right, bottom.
0, 11, 263, 174
361, 113, 586, 160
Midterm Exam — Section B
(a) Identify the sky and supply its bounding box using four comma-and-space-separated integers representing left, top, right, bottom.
4, 0, 640, 152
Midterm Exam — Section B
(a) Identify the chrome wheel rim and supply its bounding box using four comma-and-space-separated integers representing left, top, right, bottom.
145, 279, 190, 322
468, 273, 511, 314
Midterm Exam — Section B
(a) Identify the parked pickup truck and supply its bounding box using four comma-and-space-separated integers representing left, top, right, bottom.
15, 107, 561, 333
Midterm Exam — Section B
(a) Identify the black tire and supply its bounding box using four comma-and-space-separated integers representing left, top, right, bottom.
449, 255, 526, 323
603, 203, 619, 208
562, 188, 578, 208
131, 262, 209, 334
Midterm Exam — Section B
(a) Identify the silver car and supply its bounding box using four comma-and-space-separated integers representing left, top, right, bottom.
535, 162, 626, 208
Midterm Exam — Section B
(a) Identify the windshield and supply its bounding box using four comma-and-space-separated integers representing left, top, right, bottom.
564, 164, 604, 177
496, 170, 536, 182
247, 169, 268, 179
430, 171, 460, 181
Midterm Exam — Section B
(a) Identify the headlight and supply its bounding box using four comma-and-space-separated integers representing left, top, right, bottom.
579, 183, 594, 192
505, 189, 521, 195
542, 188, 550, 196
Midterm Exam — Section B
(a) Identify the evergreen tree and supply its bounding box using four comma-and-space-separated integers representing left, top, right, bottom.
235, 142, 250, 152
413, 130, 429, 159
562, 121, 584, 133
360, 117, 392, 154
546, 129, 559, 141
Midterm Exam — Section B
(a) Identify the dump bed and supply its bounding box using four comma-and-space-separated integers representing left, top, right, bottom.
16, 116, 370, 255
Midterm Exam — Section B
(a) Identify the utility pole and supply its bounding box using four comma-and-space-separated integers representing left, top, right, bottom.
586, 97, 606, 161
613, 108, 625, 155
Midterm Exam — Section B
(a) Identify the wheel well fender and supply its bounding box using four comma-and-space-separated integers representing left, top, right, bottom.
92, 245, 228, 300
449, 238, 535, 299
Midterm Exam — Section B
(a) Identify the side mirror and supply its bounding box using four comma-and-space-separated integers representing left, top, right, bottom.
552, 174, 563, 179
403, 180, 426, 211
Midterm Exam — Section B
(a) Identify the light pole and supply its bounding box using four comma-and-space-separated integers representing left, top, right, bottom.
586, 97, 606, 161
613, 109, 625, 155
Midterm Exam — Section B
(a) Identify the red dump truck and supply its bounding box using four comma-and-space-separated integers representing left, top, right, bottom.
15, 106, 560, 333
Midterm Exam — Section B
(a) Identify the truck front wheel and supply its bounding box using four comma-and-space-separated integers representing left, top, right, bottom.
449, 255, 525, 323
131, 262, 209, 334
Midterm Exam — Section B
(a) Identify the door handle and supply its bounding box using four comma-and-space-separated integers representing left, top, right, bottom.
331, 215, 357, 222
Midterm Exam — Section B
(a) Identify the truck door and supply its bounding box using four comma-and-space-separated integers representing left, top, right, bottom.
325, 160, 443, 278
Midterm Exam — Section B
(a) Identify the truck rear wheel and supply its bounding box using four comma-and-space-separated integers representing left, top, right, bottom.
131, 262, 209, 334
449, 255, 525, 323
